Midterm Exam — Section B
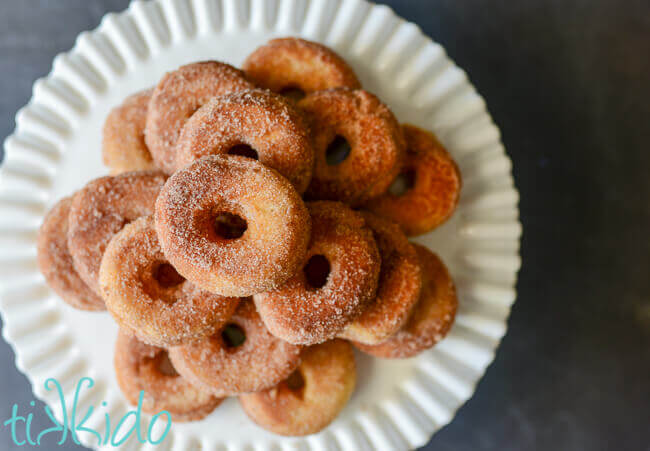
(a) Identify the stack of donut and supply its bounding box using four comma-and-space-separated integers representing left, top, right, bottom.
37, 37, 461, 436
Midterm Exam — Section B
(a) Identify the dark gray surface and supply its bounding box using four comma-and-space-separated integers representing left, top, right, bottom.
0, 1, 648, 450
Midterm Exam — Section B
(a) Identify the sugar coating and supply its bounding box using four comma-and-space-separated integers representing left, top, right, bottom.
36, 196, 105, 311
67, 170, 167, 295
254, 201, 380, 345
298, 88, 405, 206
338, 212, 422, 344
168, 300, 302, 397
365, 124, 462, 236
100, 216, 240, 347
175, 89, 314, 193
239, 339, 356, 436
35, 42, 464, 432
145, 61, 255, 174
114, 330, 221, 422
155, 154, 311, 297
243, 37, 361, 94
102, 89, 157, 174
354, 244, 458, 358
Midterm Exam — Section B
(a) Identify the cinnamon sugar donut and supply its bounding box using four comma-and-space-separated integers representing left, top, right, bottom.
366, 124, 461, 236
102, 89, 156, 174
155, 155, 310, 297
354, 244, 457, 358
254, 201, 380, 345
145, 61, 255, 173
168, 300, 302, 397
174, 89, 314, 193
114, 330, 221, 422
339, 212, 422, 344
68, 170, 167, 295
298, 88, 405, 206
243, 38, 360, 100
37, 196, 105, 311
100, 216, 240, 347
239, 339, 355, 436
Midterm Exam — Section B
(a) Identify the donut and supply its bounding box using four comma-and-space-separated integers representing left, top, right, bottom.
100, 216, 240, 347
254, 201, 380, 345
102, 89, 156, 174
168, 300, 302, 397
239, 339, 355, 436
366, 124, 461, 236
37, 196, 105, 311
67, 170, 167, 295
114, 330, 221, 422
354, 244, 457, 358
145, 61, 255, 173
298, 88, 405, 206
174, 89, 314, 193
155, 155, 311, 297
243, 37, 361, 101
339, 212, 422, 344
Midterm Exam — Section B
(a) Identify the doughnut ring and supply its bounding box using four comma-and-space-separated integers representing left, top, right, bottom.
366, 124, 462, 236
155, 155, 311, 297
354, 244, 457, 358
243, 37, 361, 100
298, 88, 405, 206
68, 170, 167, 295
100, 216, 240, 347
168, 300, 302, 397
239, 339, 356, 436
114, 330, 222, 422
37, 196, 105, 311
174, 89, 314, 193
102, 89, 157, 174
254, 201, 380, 345
339, 212, 422, 344
145, 61, 255, 173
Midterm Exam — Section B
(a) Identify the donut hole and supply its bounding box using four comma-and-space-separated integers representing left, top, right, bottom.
221, 324, 246, 349
304, 255, 330, 289
153, 262, 185, 288
213, 212, 248, 240
388, 169, 416, 196
326, 135, 351, 166
279, 86, 306, 102
156, 351, 179, 377
285, 369, 305, 399
228, 144, 259, 160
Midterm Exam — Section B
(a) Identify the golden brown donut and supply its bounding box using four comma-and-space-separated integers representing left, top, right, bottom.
339, 212, 422, 344
67, 170, 167, 295
102, 89, 157, 174
174, 89, 314, 193
239, 339, 355, 436
366, 124, 462, 236
37, 196, 105, 311
155, 155, 311, 297
168, 300, 302, 397
298, 88, 405, 206
114, 330, 222, 422
254, 201, 380, 345
100, 216, 240, 347
243, 37, 361, 100
145, 61, 255, 173
354, 244, 457, 358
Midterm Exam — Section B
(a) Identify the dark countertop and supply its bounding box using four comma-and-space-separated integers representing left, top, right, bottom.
0, 1, 648, 450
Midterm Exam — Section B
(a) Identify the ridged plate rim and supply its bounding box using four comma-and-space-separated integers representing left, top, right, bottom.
0, 0, 521, 449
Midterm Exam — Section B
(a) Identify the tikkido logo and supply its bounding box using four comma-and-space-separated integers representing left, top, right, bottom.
4, 377, 172, 447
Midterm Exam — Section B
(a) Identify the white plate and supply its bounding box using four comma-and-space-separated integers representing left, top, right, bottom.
0, 0, 521, 449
